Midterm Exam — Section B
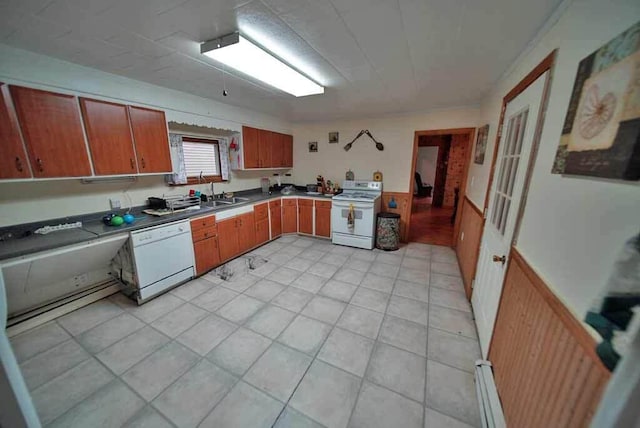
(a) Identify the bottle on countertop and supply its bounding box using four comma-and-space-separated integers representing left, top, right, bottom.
261, 177, 270, 194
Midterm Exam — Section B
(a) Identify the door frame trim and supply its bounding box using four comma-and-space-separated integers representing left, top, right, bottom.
409, 127, 476, 246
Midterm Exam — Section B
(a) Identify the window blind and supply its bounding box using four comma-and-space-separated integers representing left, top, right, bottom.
183, 141, 220, 177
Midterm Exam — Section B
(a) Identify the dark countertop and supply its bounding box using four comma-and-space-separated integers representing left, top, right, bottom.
0, 188, 334, 261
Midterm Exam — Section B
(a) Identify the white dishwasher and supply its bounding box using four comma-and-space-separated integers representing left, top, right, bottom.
127, 219, 195, 303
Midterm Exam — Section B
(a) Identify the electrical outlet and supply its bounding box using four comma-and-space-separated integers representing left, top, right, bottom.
110, 199, 121, 209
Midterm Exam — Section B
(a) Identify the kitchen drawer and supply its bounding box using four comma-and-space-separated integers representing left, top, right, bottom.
282, 199, 297, 207
191, 225, 217, 242
297, 198, 313, 206
190, 215, 216, 232
315, 200, 332, 209
254, 203, 268, 220
269, 199, 282, 208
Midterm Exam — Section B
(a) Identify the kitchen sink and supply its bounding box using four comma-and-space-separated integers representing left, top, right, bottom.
222, 197, 249, 204
206, 200, 233, 208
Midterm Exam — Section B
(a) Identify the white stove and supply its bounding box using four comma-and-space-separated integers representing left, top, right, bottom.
331, 180, 382, 249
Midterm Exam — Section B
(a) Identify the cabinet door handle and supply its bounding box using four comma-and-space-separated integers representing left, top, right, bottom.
130, 158, 135, 170
36, 158, 44, 172
141, 158, 146, 169
15, 157, 23, 172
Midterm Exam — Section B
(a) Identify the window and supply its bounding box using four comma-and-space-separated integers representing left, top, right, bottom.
182, 136, 225, 184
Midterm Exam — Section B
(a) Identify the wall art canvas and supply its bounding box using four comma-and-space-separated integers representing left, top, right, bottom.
308, 141, 318, 152
552, 21, 640, 180
329, 132, 339, 143
474, 124, 489, 164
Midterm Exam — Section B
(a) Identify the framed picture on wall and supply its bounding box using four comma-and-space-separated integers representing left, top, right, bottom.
329, 132, 339, 143
308, 141, 318, 152
474, 124, 489, 164
551, 20, 640, 180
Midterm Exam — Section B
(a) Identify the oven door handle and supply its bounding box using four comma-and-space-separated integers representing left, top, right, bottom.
332, 201, 373, 210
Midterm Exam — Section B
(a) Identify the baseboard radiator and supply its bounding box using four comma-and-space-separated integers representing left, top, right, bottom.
475, 360, 506, 428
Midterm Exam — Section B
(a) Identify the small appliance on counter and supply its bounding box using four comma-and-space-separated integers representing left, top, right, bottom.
261, 177, 270, 194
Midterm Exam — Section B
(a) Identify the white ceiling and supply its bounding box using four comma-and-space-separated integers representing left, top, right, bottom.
0, 0, 562, 122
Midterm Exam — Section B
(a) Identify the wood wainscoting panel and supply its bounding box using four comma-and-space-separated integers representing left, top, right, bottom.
455, 197, 484, 299
381, 192, 411, 242
488, 248, 610, 428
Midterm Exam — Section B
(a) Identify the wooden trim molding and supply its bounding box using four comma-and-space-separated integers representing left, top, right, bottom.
464, 195, 483, 217
500, 248, 605, 363
488, 246, 610, 427
482, 50, 557, 214
455, 196, 484, 298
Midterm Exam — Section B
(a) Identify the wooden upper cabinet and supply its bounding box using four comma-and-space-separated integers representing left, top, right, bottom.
242, 126, 260, 168
0, 83, 30, 179
257, 130, 272, 168
80, 98, 137, 175
283, 134, 293, 168
241, 126, 293, 169
10, 86, 91, 178
270, 132, 284, 168
128, 106, 172, 173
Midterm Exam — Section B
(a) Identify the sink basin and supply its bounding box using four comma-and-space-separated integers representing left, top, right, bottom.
206, 200, 233, 208
222, 197, 249, 204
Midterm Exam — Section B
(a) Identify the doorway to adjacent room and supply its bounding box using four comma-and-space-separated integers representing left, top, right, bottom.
408, 128, 475, 246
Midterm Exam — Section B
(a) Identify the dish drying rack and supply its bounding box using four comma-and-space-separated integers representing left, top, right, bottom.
144, 195, 201, 216
165, 195, 201, 211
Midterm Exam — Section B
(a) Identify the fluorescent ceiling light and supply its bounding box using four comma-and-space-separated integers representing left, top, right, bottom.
201, 33, 324, 97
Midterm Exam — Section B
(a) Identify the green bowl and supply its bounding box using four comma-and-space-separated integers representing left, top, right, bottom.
110, 215, 124, 226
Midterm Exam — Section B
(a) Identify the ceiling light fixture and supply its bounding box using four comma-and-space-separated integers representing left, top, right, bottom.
201, 33, 324, 97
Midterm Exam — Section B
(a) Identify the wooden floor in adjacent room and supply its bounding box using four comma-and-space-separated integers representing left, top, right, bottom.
409, 198, 455, 246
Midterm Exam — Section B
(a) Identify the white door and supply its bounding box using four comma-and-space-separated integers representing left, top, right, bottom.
472, 71, 548, 357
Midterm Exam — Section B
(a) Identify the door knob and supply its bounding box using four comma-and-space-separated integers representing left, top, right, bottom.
492, 255, 506, 265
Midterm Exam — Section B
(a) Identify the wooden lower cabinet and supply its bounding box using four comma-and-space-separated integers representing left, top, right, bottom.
298, 199, 313, 235
217, 217, 241, 262
255, 218, 269, 246
270, 203, 282, 238
315, 201, 331, 238
238, 212, 256, 253
193, 237, 220, 275
191, 215, 220, 275
282, 200, 297, 233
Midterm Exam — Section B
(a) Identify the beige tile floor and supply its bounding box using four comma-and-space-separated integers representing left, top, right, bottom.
10, 236, 481, 428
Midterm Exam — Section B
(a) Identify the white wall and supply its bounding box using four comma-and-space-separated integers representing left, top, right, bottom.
468, 0, 640, 317
292, 107, 479, 192
0, 45, 292, 226
416, 146, 438, 187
